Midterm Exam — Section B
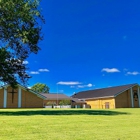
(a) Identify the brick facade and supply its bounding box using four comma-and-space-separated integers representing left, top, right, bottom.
7, 87, 18, 108
0, 86, 44, 108
115, 85, 139, 108
21, 89, 43, 108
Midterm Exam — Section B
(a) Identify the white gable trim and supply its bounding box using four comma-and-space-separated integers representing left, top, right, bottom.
3, 88, 7, 108
18, 87, 22, 108
130, 87, 134, 107
17, 85, 46, 99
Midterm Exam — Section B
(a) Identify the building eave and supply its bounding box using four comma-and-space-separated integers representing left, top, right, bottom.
114, 83, 139, 97
44, 98, 71, 100
80, 96, 114, 100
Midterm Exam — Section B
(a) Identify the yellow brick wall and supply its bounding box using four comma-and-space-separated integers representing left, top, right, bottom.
1, 86, 44, 108
85, 85, 140, 109
115, 86, 139, 108
115, 90, 130, 108
21, 89, 43, 108
0, 89, 4, 108
7, 87, 18, 108
86, 97, 115, 109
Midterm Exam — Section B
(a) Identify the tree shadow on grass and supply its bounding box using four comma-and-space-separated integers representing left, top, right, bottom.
0, 109, 129, 116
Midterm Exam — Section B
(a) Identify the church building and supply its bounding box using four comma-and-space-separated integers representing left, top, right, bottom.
0, 84, 45, 108
0, 83, 140, 109
72, 83, 140, 109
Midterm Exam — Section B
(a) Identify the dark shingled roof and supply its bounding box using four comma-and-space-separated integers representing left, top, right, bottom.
71, 98, 86, 103
72, 83, 138, 99
40, 93, 71, 100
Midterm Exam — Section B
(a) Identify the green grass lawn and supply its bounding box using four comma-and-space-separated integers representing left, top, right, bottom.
0, 108, 139, 140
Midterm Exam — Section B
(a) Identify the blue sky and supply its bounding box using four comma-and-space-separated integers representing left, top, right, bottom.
26, 0, 140, 95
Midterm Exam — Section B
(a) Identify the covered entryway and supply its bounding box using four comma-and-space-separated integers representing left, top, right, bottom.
105, 102, 110, 109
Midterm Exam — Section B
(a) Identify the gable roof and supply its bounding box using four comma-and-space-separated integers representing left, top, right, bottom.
0, 84, 46, 100
72, 83, 138, 100
40, 93, 71, 100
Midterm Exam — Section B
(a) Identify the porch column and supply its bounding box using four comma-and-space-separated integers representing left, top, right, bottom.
130, 88, 134, 108
138, 87, 140, 107
3, 88, 7, 108
18, 87, 22, 108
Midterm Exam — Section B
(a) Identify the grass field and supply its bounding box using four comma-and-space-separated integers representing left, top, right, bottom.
0, 108, 140, 140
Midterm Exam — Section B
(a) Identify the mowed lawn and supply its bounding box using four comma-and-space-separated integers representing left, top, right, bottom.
0, 109, 140, 140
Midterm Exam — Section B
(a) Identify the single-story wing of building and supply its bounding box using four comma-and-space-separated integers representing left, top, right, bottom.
40, 93, 71, 107
40, 94, 87, 108
71, 98, 86, 108
72, 83, 140, 109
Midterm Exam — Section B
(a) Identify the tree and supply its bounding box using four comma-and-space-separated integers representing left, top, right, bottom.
0, 0, 44, 87
59, 100, 71, 105
31, 83, 50, 93
0, 48, 29, 88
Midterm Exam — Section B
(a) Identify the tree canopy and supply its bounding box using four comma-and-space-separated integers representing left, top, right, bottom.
31, 83, 50, 93
0, 0, 44, 87
59, 100, 71, 105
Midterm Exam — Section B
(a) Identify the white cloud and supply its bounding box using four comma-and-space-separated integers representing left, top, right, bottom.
102, 68, 120, 73
30, 71, 40, 74
58, 81, 94, 89
87, 83, 93, 87
29, 68, 49, 75
77, 85, 84, 88
38, 69, 49, 72
23, 61, 29, 64
126, 71, 140, 75
77, 83, 94, 88
57, 81, 82, 85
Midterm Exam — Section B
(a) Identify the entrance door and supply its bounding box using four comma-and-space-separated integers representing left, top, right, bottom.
105, 102, 110, 109
133, 91, 139, 108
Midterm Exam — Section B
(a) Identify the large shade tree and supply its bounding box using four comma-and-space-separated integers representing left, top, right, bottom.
31, 83, 50, 93
0, 0, 44, 87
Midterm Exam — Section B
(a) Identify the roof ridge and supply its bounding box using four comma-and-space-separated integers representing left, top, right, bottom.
76, 83, 138, 93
